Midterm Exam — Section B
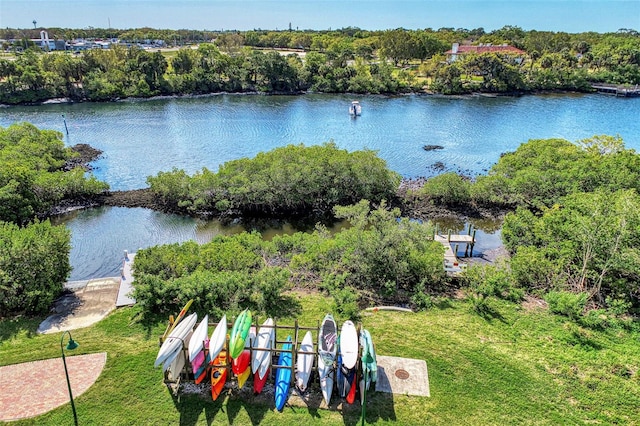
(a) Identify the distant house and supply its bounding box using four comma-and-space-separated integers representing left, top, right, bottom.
445, 43, 525, 62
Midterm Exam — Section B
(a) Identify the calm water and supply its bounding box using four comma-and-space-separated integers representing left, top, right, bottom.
2, 93, 639, 279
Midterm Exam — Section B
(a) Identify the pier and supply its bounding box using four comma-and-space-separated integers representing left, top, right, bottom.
591, 83, 640, 97
434, 226, 476, 274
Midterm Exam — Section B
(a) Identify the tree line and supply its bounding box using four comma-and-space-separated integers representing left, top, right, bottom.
1, 26, 638, 103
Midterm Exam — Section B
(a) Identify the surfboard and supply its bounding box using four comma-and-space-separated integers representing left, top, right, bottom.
317, 353, 334, 405
211, 349, 228, 401
229, 309, 252, 359
155, 312, 197, 368
161, 299, 193, 341
340, 320, 359, 370
295, 331, 314, 392
274, 336, 292, 411
252, 318, 274, 378
318, 314, 338, 405
318, 314, 338, 364
188, 314, 208, 374
208, 314, 227, 363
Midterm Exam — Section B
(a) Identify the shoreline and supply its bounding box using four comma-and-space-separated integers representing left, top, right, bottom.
0, 87, 604, 108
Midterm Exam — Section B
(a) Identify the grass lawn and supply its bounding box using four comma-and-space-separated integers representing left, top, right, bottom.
1, 295, 639, 425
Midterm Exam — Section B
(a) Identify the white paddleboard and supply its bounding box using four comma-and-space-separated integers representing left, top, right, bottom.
155, 312, 197, 368
188, 314, 208, 363
340, 320, 358, 369
296, 331, 314, 392
318, 355, 334, 405
252, 318, 274, 378
208, 314, 227, 362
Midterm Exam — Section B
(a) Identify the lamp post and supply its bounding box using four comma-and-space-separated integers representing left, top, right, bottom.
60, 331, 79, 426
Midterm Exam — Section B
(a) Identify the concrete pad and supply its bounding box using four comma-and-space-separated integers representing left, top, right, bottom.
375, 355, 430, 397
116, 252, 136, 307
38, 277, 120, 334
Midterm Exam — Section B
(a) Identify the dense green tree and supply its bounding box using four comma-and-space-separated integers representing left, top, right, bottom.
148, 143, 401, 218
0, 219, 71, 316
0, 123, 108, 224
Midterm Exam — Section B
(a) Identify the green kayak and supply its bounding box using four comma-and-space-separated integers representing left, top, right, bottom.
229, 309, 252, 359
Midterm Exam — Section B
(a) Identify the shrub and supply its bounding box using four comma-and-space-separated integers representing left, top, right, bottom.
419, 172, 471, 206
545, 291, 588, 319
0, 220, 71, 316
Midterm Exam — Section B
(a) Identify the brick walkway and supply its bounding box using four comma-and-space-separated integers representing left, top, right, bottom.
0, 352, 106, 421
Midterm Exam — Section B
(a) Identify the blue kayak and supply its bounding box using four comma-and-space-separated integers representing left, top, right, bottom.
274, 336, 292, 411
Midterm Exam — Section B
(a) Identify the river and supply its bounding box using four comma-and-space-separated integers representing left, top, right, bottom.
2, 93, 639, 280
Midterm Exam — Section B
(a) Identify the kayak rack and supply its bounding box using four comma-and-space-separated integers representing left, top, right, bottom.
163, 316, 362, 389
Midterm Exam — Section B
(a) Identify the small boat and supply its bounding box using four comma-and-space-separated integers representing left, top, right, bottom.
349, 100, 362, 116
232, 326, 255, 389
274, 336, 293, 411
253, 367, 270, 394
211, 349, 228, 401
229, 309, 252, 359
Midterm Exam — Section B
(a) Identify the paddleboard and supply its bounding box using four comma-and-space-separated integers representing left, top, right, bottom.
166, 342, 186, 382
211, 349, 228, 401
252, 318, 274, 378
155, 312, 197, 368
162, 299, 193, 340
274, 336, 292, 411
336, 354, 347, 398
296, 331, 314, 392
229, 309, 252, 359
346, 368, 357, 404
209, 314, 227, 362
317, 353, 334, 405
193, 338, 210, 384
340, 320, 359, 369
360, 328, 377, 392
188, 314, 208, 364
318, 314, 338, 364
318, 313, 338, 405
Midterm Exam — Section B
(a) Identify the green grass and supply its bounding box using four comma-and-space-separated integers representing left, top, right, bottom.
1, 295, 639, 425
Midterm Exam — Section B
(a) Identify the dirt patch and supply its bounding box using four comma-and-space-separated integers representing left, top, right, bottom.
522, 295, 548, 312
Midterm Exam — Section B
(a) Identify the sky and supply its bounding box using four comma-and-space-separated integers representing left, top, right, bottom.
1, 0, 639, 34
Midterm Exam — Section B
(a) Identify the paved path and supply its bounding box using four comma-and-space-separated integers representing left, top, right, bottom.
0, 352, 107, 421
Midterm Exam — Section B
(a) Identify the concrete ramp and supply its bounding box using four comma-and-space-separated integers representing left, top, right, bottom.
376, 355, 430, 397
38, 278, 119, 334
116, 252, 136, 307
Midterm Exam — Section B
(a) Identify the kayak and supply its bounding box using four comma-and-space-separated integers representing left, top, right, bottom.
274, 336, 292, 411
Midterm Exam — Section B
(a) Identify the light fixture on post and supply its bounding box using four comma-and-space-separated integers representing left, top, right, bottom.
60, 331, 79, 426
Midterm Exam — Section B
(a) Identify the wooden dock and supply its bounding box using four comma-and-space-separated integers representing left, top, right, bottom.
434, 227, 476, 274
591, 84, 640, 97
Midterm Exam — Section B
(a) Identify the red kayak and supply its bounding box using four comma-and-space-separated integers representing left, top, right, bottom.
253, 368, 270, 394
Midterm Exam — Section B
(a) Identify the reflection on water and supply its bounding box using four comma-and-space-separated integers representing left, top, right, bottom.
53, 207, 349, 281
